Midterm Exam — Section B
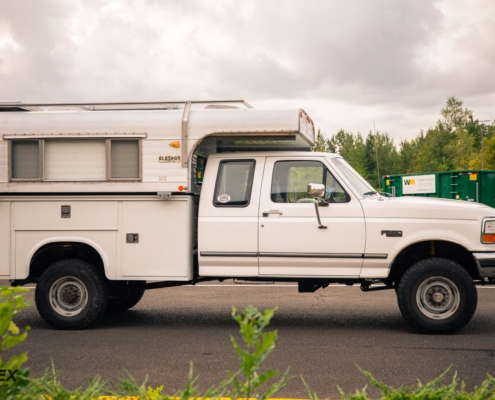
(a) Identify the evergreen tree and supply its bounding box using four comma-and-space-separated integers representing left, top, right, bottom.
440, 96, 473, 132
311, 129, 330, 152
363, 131, 400, 188
412, 124, 454, 172
446, 129, 475, 169
327, 130, 368, 178
311, 96, 494, 184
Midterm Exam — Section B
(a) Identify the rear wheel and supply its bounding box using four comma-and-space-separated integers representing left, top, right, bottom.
35, 259, 108, 330
397, 257, 477, 334
106, 281, 145, 313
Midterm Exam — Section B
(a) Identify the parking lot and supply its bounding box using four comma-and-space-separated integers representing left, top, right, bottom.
6, 281, 495, 398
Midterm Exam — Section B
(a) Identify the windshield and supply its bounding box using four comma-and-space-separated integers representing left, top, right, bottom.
330, 157, 376, 196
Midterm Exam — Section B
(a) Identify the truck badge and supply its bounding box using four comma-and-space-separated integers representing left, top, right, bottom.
159, 155, 181, 163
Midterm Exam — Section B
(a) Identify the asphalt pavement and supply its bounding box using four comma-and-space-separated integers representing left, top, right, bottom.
4, 281, 495, 398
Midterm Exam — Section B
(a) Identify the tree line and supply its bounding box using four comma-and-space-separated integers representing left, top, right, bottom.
313, 97, 495, 188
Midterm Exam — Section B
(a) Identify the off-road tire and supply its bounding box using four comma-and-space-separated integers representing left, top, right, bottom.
397, 257, 477, 334
35, 259, 108, 330
106, 282, 145, 313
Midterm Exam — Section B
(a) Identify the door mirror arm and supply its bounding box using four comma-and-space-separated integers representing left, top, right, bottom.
307, 183, 328, 229
314, 197, 327, 229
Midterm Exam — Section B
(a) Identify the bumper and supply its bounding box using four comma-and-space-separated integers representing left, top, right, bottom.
473, 252, 495, 277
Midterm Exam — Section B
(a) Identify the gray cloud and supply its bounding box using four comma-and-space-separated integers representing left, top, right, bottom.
0, 0, 494, 140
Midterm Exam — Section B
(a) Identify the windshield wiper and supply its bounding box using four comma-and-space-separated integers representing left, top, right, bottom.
363, 191, 378, 196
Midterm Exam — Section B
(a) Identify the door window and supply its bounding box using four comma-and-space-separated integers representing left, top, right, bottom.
271, 160, 349, 203
214, 160, 256, 207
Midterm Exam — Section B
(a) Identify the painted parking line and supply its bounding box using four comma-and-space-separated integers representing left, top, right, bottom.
96, 397, 304, 400
22, 284, 298, 288
22, 285, 495, 289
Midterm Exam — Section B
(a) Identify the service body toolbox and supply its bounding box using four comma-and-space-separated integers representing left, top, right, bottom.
1, 100, 495, 334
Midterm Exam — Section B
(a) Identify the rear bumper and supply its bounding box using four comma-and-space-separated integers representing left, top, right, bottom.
473, 252, 495, 277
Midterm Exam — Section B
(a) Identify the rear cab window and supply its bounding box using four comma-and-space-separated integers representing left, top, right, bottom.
213, 160, 256, 207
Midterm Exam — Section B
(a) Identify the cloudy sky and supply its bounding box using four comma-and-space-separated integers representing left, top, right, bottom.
0, 0, 494, 142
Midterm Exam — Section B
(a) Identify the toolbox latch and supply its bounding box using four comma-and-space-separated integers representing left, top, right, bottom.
126, 233, 139, 243
157, 192, 172, 200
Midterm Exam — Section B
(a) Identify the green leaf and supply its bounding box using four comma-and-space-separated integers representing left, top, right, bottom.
7, 321, 19, 335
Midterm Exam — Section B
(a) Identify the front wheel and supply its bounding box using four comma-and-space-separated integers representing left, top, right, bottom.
397, 258, 477, 334
35, 259, 108, 329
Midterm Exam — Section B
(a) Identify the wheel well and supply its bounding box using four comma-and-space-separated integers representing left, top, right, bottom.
29, 242, 105, 281
388, 240, 478, 285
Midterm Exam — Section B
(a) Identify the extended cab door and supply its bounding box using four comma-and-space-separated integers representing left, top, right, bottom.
198, 156, 266, 277
258, 156, 365, 277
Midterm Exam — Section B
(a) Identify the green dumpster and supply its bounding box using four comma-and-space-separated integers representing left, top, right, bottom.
381, 170, 495, 208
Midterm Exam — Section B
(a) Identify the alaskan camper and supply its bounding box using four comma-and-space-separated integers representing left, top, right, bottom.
1, 100, 494, 334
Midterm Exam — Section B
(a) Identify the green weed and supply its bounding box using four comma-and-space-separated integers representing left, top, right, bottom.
0, 286, 31, 398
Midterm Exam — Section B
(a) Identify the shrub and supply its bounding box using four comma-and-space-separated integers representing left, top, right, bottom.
2, 286, 495, 399
0, 286, 31, 398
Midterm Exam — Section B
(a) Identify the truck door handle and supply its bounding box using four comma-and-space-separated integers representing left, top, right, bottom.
262, 210, 283, 217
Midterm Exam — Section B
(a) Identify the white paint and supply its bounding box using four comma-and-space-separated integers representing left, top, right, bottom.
120, 197, 194, 280
0, 202, 10, 276
198, 156, 266, 277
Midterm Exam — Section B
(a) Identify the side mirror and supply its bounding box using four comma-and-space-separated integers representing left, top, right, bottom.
307, 183, 327, 229
307, 183, 325, 198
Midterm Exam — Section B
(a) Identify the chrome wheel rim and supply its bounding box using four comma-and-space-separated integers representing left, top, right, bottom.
416, 276, 460, 320
49, 276, 88, 316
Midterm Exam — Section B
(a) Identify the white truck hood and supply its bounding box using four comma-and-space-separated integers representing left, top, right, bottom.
361, 195, 495, 221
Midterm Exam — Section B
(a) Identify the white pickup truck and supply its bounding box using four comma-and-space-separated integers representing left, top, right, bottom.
1, 100, 494, 334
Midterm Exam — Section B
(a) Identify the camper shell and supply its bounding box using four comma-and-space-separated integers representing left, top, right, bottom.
0, 100, 314, 194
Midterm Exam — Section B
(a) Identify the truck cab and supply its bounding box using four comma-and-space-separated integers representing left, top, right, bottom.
198, 152, 366, 278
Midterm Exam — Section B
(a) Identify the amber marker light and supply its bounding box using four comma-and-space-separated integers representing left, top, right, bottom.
482, 219, 495, 243
169, 141, 180, 148
483, 234, 495, 243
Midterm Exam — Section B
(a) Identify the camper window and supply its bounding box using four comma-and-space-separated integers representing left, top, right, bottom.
11, 140, 41, 180
9, 138, 141, 182
45, 139, 106, 180
111, 140, 140, 180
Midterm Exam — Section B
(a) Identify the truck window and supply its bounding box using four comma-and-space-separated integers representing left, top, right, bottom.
325, 169, 350, 203
214, 160, 255, 207
271, 160, 349, 203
